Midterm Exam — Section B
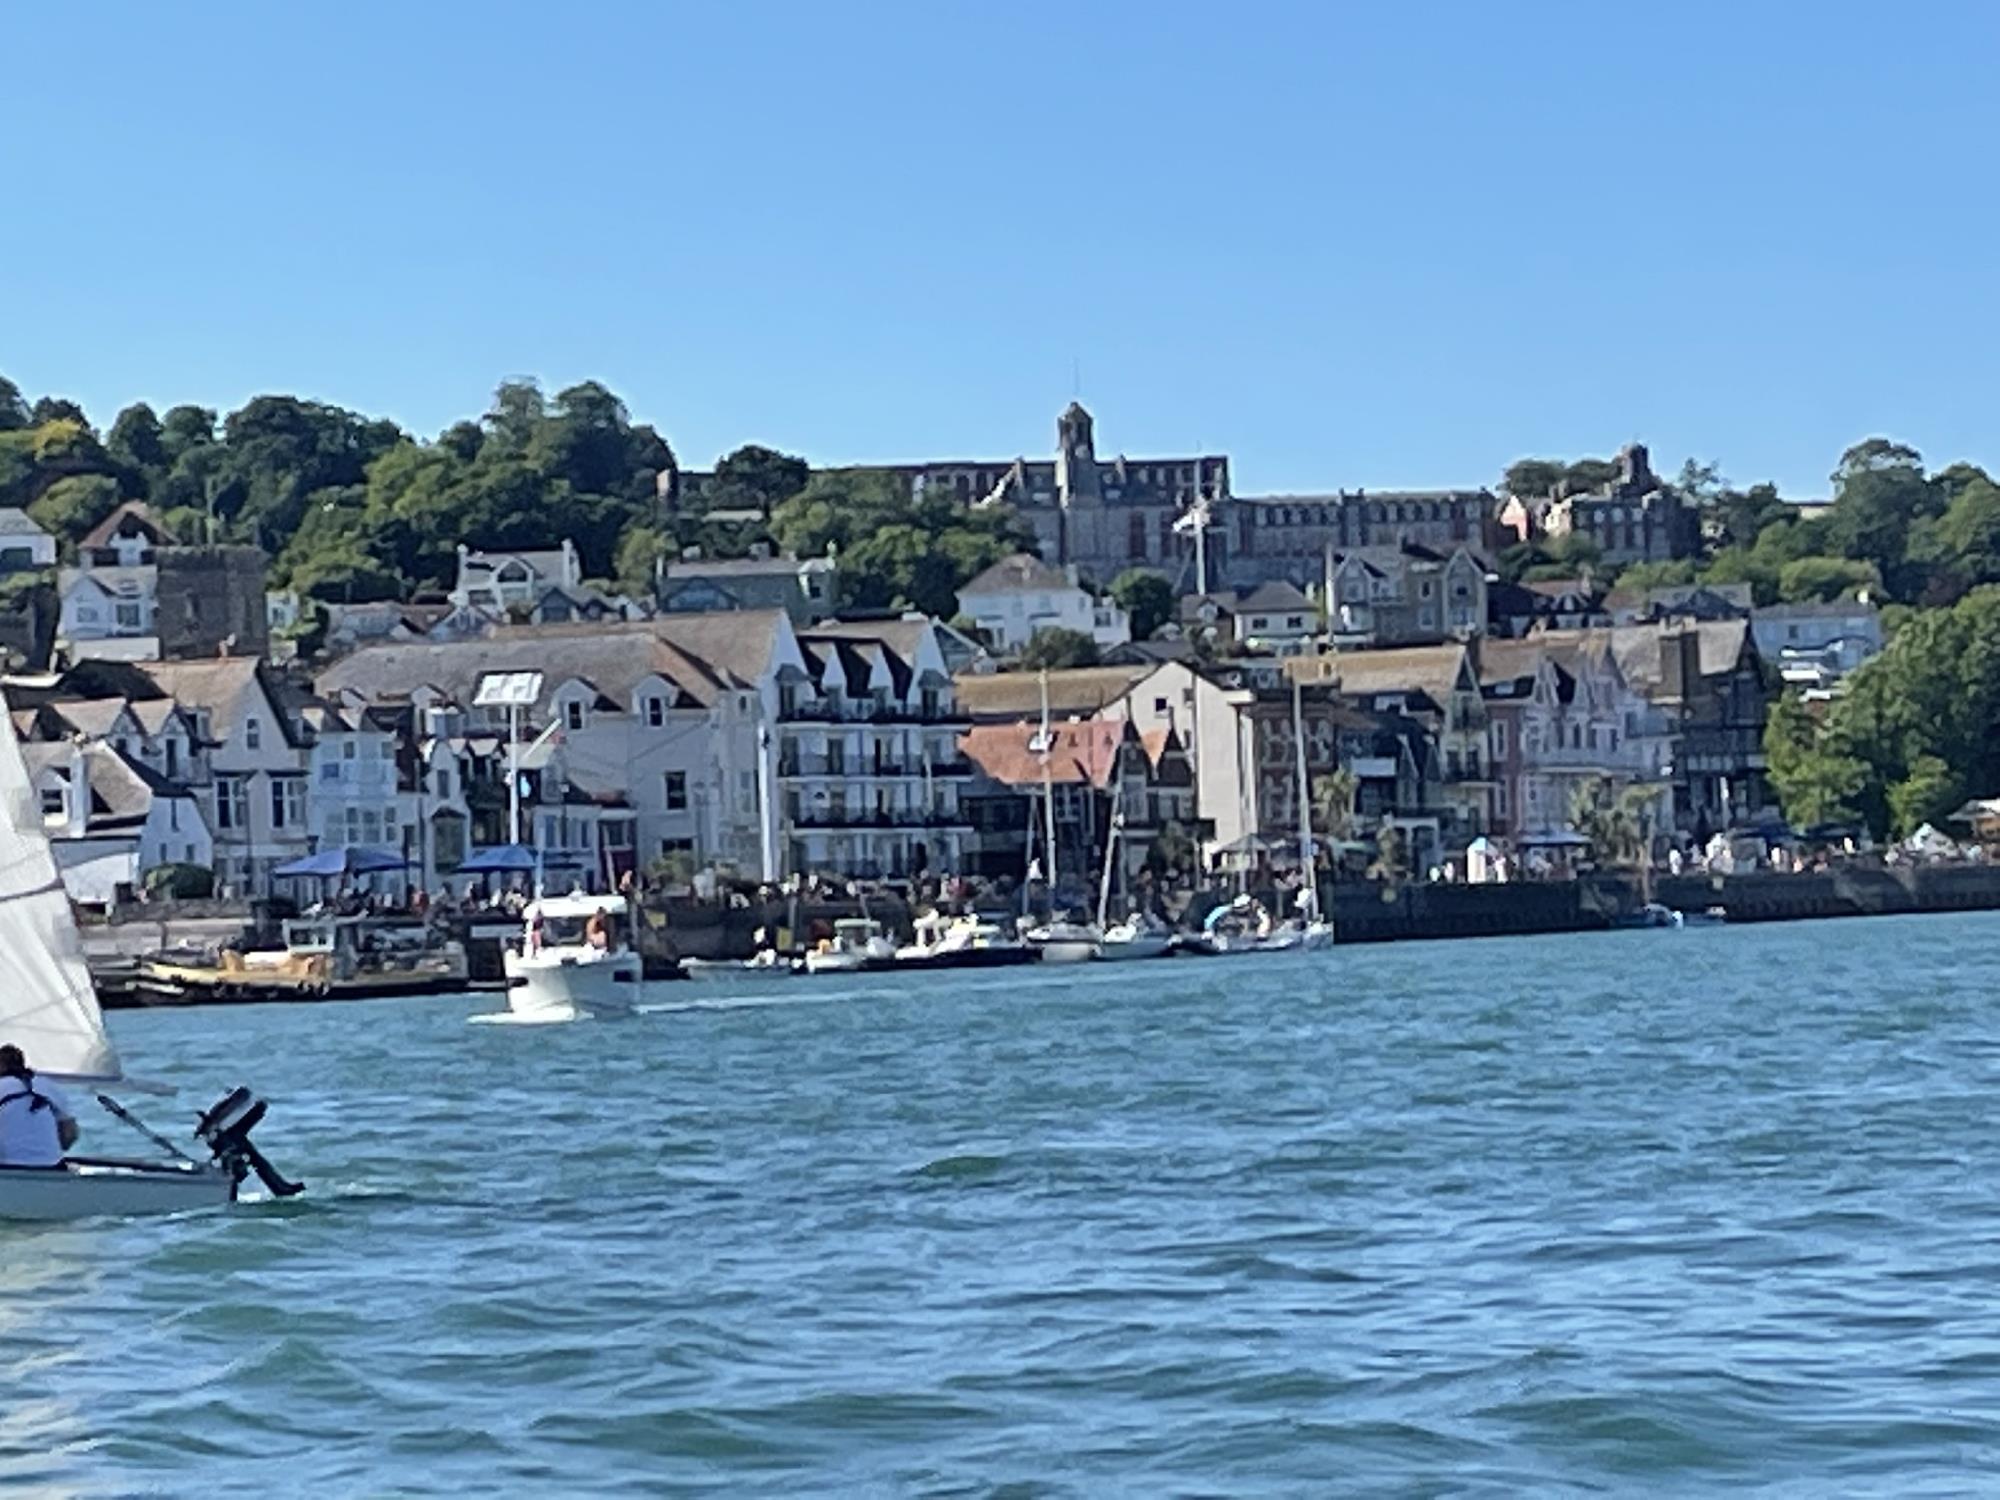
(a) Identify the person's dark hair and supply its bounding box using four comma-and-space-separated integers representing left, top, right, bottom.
0, 1044, 26, 1078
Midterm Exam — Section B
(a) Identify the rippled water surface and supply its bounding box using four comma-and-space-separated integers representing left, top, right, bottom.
9, 914, 2000, 1496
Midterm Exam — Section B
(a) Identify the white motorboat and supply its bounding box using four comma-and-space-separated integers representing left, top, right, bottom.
1096, 915, 1175, 962
802, 918, 898, 975
502, 894, 642, 1021
895, 911, 1039, 970
0, 691, 300, 1221
1023, 918, 1102, 965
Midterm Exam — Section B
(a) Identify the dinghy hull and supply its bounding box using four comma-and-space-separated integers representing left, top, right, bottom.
0, 1159, 235, 1222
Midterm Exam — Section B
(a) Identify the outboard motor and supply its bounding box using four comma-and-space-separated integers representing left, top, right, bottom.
195, 1088, 306, 1200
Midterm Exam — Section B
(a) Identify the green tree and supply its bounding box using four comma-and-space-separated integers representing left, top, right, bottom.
1765, 692, 1868, 829
27, 474, 121, 541
1110, 568, 1177, 639
1888, 754, 1959, 838
159, 404, 217, 459
1018, 627, 1101, 670
1503, 458, 1566, 498
437, 420, 485, 463
1909, 472, 2000, 595
1618, 560, 1699, 592
106, 402, 168, 476
1824, 438, 1938, 597
0, 377, 28, 431
1777, 555, 1880, 603
29, 397, 90, 430
711, 444, 809, 515
1565, 457, 1619, 494
615, 524, 669, 597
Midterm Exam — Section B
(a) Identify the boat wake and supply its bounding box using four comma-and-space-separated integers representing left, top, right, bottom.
467, 1009, 595, 1027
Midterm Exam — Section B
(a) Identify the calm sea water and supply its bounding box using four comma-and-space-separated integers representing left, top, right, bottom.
7, 914, 2000, 1497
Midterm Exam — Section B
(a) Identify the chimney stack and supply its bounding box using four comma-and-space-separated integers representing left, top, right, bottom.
66, 738, 91, 841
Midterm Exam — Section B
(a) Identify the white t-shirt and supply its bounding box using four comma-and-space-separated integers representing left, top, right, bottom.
0, 1075, 72, 1167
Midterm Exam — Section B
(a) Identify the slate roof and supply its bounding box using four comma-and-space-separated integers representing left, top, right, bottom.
315, 612, 793, 716
1235, 581, 1315, 614
140, 659, 293, 745
0, 507, 50, 539
1312, 643, 1473, 706
957, 553, 1075, 596
952, 665, 1155, 722
21, 741, 192, 834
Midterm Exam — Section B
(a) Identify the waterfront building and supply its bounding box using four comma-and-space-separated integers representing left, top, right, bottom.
123, 657, 310, 895
953, 657, 1443, 872
318, 609, 972, 883
1289, 643, 1494, 847
957, 719, 1197, 894
20, 739, 212, 907
957, 553, 1130, 654
1601, 619, 1772, 836
782, 617, 973, 879
1478, 636, 1673, 846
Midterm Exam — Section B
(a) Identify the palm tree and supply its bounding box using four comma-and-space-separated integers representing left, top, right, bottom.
1569, 775, 1660, 897
1310, 767, 1359, 843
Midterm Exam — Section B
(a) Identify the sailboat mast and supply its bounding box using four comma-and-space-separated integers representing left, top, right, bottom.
1039, 668, 1057, 898
1292, 673, 1317, 923
1096, 811, 1120, 928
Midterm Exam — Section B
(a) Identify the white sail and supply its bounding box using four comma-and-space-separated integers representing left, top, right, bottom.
0, 691, 120, 1081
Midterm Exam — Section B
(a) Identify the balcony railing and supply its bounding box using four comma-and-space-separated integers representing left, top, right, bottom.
788, 809, 970, 830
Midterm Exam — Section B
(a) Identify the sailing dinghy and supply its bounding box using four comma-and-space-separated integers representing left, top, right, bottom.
0, 694, 300, 1222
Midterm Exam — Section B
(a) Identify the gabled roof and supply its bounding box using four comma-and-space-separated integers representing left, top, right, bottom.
959, 719, 1130, 789
1308, 643, 1473, 707
1236, 580, 1315, 614
952, 664, 1154, 721
139, 659, 290, 745
315, 612, 795, 718
958, 553, 1074, 596
0, 507, 50, 539
82, 501, 176, 550
1604, 620, 1755, 689
22, 741, 193, 836
459, 545, 571, 579
663, 553, 835, 579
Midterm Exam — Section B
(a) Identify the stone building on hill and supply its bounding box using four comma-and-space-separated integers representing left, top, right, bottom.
668, 401, 1229, 589
1498, 444, 1697, 566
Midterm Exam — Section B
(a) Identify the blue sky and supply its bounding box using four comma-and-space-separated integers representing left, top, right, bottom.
4, 2, 1995, 498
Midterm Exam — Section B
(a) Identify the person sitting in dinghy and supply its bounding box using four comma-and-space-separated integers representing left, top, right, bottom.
0, 1045, 79, 1168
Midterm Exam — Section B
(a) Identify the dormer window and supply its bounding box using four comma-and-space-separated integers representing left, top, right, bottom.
565, 700, 586, 732
644, 697, 666, 729
245, 717, 261, 750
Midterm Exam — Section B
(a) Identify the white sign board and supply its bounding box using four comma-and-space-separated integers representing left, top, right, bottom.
473, 671, 544, 708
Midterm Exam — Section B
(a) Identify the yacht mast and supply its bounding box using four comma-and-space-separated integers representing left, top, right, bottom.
1039, 668, 1057, 903
1292, 673, 1317, 924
